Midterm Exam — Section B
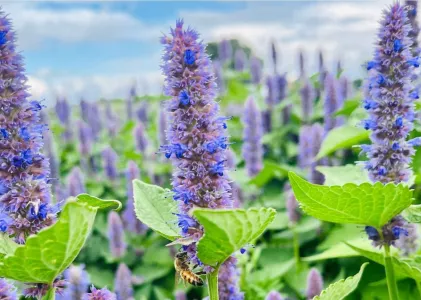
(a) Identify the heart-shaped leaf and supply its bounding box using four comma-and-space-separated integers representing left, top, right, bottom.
288, 172, 413, 228
0, 194, 120, 283
133, 180, 181, 241
314, 263, 368, 300
193, 208, 276, 266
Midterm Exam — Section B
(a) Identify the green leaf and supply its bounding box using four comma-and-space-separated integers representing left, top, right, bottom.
0, 234, 18, 257
0, 195, 120, 283
346, 242, 421, 282
303, 241, 361, 262
133, 179, 181, 241
334, 96, 361, 117
193, 208, 276, 266
314, 263, 368, 300
288, 172, 413, 228
315, 125, 369, 160
316, 165, 370, 186
402, 204, 421, 223
250, 161, 304, 187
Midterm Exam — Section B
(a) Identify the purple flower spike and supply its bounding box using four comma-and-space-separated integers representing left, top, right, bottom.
68, 167, 85, 197
57, 265, 90, 300
319, 51, 327, 91
82, 286, 116, 300
306, 268, 323, 299
43, 128, 59, 189
218, 39, 232, 63
0, 11, 56, 243
88, 103, 103, 140
235, 49, 246, 72
271, 40, 278, 73
158, 107, 167, 145
78, 121, 93, 156
134, 122, 148, 154
55, 97, 73, 141
299, 50, 305, 78
213, 60, 225, 95
160, 20, 242, 298
136, 102, 148, 124
115, 264, 134, 300
242, 97, 263, 177
102, 147, 118, 181
406, 1, 419, 55
298, 125, 313, 169
127, 84, 136, 120
250, 56, 262, 85
324, 73, 339, 133
107, 211, 126, 258
122, 161, 147, 234
363, 3, 419, 184
0, 278, 17, 300
396, 223, 419, 255
286, 189, 300, 224
266, 290, 284, 300
300, 80, 314, 124
309, 124, 326, 185
218, 256, 244, 300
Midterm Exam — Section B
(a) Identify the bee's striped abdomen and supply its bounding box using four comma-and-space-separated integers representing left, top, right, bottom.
181, 270, 204, 286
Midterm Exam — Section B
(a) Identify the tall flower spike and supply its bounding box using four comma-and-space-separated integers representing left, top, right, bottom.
87, 103, 102, 140
158, 107, 167, 146
310, 123, 326, 185
122, 161, 147, 234
218, 39, 232, 63
115, 264, 134, 300
242, 97, 264, 177
105, 101, 119, 137
133, 122, 148, 155
318, 50, 326, 91
80, 99, 90, 122
127, 84, 135, 120
323, 73, 339, 134
300, 80, 314, 124
250, 56, 262, 85
406, 0, 419, 56
234, 48, 246, 72
298, 125, 313, 169
55, 97, 73, 141
271, 40, 278, 73
286, 189, 300, 224
107, 211, 126, 258
68, 167, 85, 197
102, 147, 118, 181
77, 121, 93, 157
0, 278, 17, 300
299, 50, 305, 79
82, 286, 116, 300
0, 11, 56, 243
57, 265, 90, 300
306, 268, 323, 300
43, 128, 59, 190
160, 20, 242, 299
266, 290, 284, 300
218, 256, 243, 300
136, 102, 148, 124
363, 3, 420, 184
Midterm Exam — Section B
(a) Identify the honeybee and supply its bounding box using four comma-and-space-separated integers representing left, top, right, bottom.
174, 251, 204, 286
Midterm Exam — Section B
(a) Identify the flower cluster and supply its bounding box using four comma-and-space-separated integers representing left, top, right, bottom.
306, 268, 323, 299
362, 3, 420, 183
57, 265, 90, 300
0, 278, 17, 300
160, 20, 242, 299
82, 286, 116, 300
0, 10, 56, 244
115, 263, 134, 300
107, 211, 126, 258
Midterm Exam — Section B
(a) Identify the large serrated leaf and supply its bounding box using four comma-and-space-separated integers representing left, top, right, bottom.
314, 263, 368, 300
316, 165, 369, 186
288, 172, 413, 228
315, 125, 369, 160
346, 242, 421, 281
133, 179, 181, 241
193, 208, 276, 266
0, 194, 120, 283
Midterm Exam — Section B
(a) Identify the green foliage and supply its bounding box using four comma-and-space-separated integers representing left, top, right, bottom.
402, 204, 421, 223
193, 208, 276, 266
334, 96, 361, 117
346, 242, 421, 283
316, 165, 369, 186
133, 179, 181, 241
0, 195, 120, 283
314, 263, 368, 300
315, 125, 369, 160
289, 172, 413, 228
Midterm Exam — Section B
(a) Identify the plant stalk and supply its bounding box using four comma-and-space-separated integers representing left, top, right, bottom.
383, 243, 400, 300
207, 264, 220, 300
292, 225, 300, 270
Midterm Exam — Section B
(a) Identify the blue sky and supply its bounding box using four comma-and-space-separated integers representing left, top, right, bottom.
1, 0, 397, 105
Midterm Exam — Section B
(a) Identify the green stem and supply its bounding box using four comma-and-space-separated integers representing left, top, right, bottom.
207, 265, 220, 300
383, 244, 400, 300
416, 280, 421, 298
41, 287, 55, 300
292, 225, 300, 270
